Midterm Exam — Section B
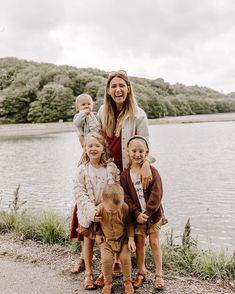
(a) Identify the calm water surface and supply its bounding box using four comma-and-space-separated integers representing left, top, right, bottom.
0, 122, 234, 253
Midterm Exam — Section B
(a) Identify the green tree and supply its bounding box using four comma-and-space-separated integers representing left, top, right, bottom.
171, 95, 193, 116
27, 84, 74, 123
0, 86, 37, 123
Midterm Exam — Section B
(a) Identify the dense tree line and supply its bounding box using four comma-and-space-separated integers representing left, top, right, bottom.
0, 57, 235, 123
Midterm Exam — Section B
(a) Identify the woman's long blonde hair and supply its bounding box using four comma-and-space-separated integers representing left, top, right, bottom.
79, 132, 113, 166
103, 72, 137, 137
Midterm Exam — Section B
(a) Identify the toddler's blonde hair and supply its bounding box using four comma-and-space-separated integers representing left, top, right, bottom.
102, 183, 124, 205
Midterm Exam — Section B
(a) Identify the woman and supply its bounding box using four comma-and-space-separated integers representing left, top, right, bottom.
96, 70, 153, 282
98, 70, 152, 188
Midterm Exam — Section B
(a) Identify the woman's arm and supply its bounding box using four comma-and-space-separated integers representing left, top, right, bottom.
120, 174, 141, 219
135, 107, 155, 189
140, 160, 152, 190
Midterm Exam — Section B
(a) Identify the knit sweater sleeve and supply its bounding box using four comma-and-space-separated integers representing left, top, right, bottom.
135, 107, 149, 142
73, 165, 96, 227
73, 111, 86, 130
107, 162, 120, 184
120, 169, 142, 220
145, 166, 163, 216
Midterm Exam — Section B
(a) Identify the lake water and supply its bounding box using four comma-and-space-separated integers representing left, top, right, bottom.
0, 122, 235, 253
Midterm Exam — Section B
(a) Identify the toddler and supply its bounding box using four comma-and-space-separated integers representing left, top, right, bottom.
96, 183, 135, 294
73, 93, 100, 146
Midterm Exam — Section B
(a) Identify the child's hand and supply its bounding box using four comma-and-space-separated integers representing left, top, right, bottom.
79, 105, 91, 114
137, 213, 148, 224
128, 237, 136, 252
83, 107, 91, 114
95, 234, 104, 244
94, 212, 102, 222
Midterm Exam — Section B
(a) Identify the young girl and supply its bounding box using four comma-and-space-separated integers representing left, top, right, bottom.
70, 93, 100, 274
120, 135, 167, 290
74, 132, 119, 290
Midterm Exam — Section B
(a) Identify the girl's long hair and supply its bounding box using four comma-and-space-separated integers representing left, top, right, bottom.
103, 72, 137, 137
79, 132, 113, 167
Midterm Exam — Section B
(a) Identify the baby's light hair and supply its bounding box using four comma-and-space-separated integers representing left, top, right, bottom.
76, 93, 93, 104
75, 93, 93, 110
79, 132, 113, 167
102, 183, 124, 205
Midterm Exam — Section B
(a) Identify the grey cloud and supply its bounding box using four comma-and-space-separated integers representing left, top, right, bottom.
61, 0, 235, 59
0, 0, 64, 62
0, 0, 234, 92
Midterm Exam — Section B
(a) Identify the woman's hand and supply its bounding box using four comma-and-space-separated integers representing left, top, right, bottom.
140, 160, 152, 190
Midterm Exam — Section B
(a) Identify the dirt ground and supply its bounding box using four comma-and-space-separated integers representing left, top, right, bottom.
0, 234, 234, 294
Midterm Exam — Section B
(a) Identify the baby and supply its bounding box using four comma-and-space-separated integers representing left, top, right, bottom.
73, 93, 101, 146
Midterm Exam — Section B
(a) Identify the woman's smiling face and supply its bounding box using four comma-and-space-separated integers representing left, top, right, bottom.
108, 76, 129, 110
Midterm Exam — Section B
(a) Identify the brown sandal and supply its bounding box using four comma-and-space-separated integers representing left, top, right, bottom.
154, 274, 165, 290
102, 283, 112, 294
94, 273, 105, 288
84, 273, 95, 290
70, 259, 85, 274
124, 280, 134, 294
132, 272, 146, 288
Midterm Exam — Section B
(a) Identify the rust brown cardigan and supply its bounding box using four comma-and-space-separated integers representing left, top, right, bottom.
120, 165, 164, 224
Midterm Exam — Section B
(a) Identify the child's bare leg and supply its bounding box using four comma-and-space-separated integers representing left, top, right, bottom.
83, 237, 94, 275
133, 234, 146, 289
70, 241, 85, 273
149, 231, 162, 276
83, 237, 95, 290
80, 241, 84, 259
149, 231, 164, 289
135, 234, 146, 274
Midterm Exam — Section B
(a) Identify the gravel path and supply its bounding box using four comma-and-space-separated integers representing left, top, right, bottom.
0, 234, 233, 294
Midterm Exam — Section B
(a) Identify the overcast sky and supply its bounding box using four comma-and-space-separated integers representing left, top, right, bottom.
1, 0, 235, 93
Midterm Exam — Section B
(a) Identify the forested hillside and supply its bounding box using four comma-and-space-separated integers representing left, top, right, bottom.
1, 57, 235, 123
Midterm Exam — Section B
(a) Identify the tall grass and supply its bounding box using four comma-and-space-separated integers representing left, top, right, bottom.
145, 218, 235, 284
0, 185, 68, 244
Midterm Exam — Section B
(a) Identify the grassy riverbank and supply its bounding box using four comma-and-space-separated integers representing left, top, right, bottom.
0, 190, 234, 291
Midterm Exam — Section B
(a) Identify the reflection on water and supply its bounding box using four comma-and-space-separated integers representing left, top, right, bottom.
0, 122, 235, 253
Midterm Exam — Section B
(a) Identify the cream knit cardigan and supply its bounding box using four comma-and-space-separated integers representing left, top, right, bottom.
98, 105, 149, 169
74, 162, 120, 228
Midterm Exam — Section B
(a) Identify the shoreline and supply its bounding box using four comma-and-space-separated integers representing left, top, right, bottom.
0, 112, 235, 138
